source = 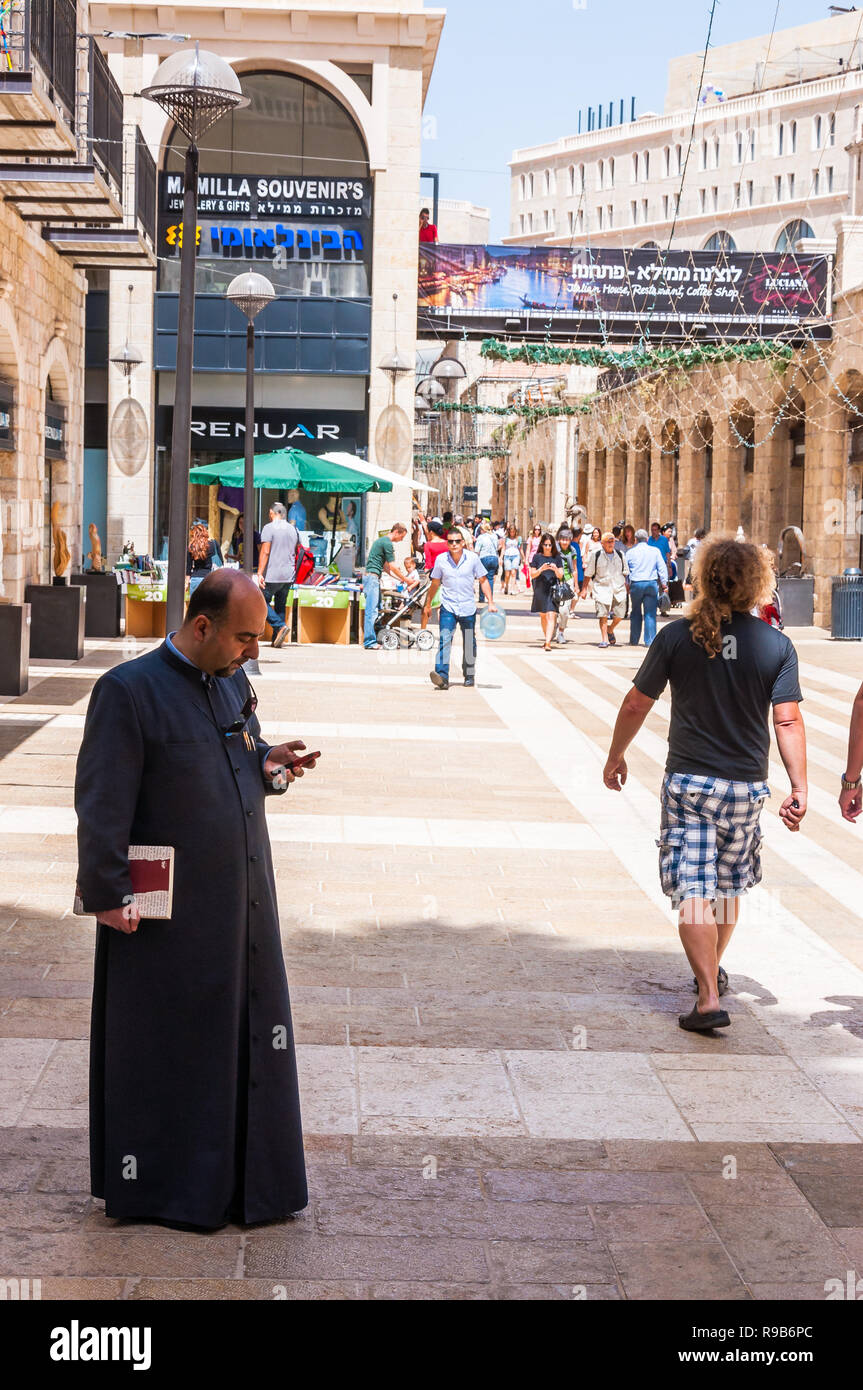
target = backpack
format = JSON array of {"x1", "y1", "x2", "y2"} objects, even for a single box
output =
[{"x1": 293, "y1": 543, "x2": 315, "y2": 585}]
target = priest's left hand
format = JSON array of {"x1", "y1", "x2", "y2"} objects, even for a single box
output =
[{"x1": 264, "y1": 740, "x2": 318, "y2": 786}]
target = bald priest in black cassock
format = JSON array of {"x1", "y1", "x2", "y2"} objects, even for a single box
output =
[{"x1": 75, "y1": 571, "x2": 312, "y2": 1230}]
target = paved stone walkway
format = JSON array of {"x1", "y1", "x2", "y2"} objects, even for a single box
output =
[{"x1": 1, "y1": 598, "x2": 862, "y2": 1299}]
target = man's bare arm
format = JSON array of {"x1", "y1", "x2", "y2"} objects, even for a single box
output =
[
  {"x1": 773, "y1": 701, "x2": 807, "y2": 831},
  {"x1": 603, "y1": 688, "x2": 656, "y2": 790},
  {"x1": 840, "y1": 681, "x2": 863, "y2": 822}
]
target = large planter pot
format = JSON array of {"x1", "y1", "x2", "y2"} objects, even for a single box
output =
[
  {"x1": 23, "y1": 583, "x2": 85, "y2": 660},
  {"x1": 0, "y1": 603, "x2": 30, "y2": 695},
  {"x1": 70, "y1": 572, "x2": 121, "y2": 638}
]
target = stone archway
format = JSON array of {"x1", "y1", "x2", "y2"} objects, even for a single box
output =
[
  {"x1": 692, "y1": 412, "x2": 714, "y2": 535},
  {"x1": 660, "y1": 419, "x2": 680, "y2": 524},
  {"x1": 628, "y1": 426, "x2": 651, "y2": 529},
  {"x1": 0, "y1": 300, "x2": 22, "y2": 597},
  {"x1": 729, "y1": 398, "x2": 755, "y2": 537},
  {"x1": 40, "y1": 336, "x2": 76, "y2": 584},
  {"x1": 839, "y1": 369, "x2": 863, "y2": 570}
]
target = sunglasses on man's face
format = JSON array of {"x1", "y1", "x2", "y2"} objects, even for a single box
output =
[
  {"x1": 222, "y1": 682, "x2": 258, "y2": 736},
  {"x1": 448, "y1": 538, "x2": 464, "y2": 546}
]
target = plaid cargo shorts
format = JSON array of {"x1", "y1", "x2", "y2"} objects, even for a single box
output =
[{"x1": 657, "y1": 772, "x2": 770, "y2": 908}]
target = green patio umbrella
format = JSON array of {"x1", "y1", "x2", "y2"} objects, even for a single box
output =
[
  {"x1": 188, "y1": 447, "x2": 392, "y2": 493},
  {"x1": 189, "y1": 447, "x2": 392, "y2": 567}
]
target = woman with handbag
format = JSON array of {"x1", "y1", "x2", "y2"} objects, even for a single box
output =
[
  {"x1": 529, "y1": 532, "x2": 564, "y2": 650},
  {"x1": 585, "y1": 531, "x2": 628, "y2": 647}
]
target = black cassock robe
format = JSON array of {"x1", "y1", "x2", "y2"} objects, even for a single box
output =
[{"x1": 75, "y1": 641, "x2": 307, "y2": 1228}]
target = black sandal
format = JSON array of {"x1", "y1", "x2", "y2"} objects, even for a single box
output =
[
  {"x1": 679, "y1": 1006, "x2": 731, "y2": 1032},
  {"x1": 691, "y1": 966, "x2": 728, "y2": 996}
]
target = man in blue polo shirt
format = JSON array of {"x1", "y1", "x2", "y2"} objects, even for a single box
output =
[
  {"x1": 421, "y1": 530, "x2": 497, "y2": 689},
  {"x1": 627, "y1": 527, "x2": 669, "y2": 646}
]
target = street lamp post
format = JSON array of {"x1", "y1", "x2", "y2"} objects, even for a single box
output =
[
  {"x1": 224, "y1": 273, "x2": 275, "y2": 578},
  {"x1": 142, "y1": 46, "x2": 248, "y2": 631}
]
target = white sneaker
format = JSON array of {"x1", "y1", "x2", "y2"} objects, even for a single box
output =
[{"x1": 556, "y1": 632, "x2": 566, "y2": 644}]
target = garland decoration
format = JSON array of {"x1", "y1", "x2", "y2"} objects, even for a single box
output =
[
  {"x1": 429, "y1": 401, "x2": 593, "y2": 418},
  {"x1": 414, "y1": 448, "x2": 511, "y2": 463},
  {"x1": 478, "y1": 338, "x2": 795, "y2": 371}
]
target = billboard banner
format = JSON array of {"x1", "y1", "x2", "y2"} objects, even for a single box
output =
[{"x1": 418, "y1": 244, "x2": 832, "y2": 342}]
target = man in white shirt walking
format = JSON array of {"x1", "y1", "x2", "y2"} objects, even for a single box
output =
[
  {"x1": 421, "y1": 530, "x2": 496, "y2": 689},
  {"x1": 256, "y1": 502, "x2": 299, "y2": 649}
]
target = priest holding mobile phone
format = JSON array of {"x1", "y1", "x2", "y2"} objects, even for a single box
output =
[{"x1": 75, "y1": 570, "x2": 316, "y2": 1231}]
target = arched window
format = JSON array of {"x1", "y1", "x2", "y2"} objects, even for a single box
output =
[
  {"x1": 700, "y1": 138, "x2": 708, "y2": 170},
  {"x1": 519, "y1": 174, "x2": 525, "y2": 200},
  {"x1": 713, "y1": 135, "x2": 720, "y2": 167},
  {"x1": 663, "y1": 145, "x2": 670, "y2": 177},
  {"x1": 640, "y1": 240, "x2": 659, "y2": 249},
  {"x1": 643, "y1": 150, "x2": 649, "y2": 181},
  {"x1": 543, "y1": 168, "x2": 550, "y2": 195},
  {"x1": 568, "y1": 164, "x2": 575, "y2": 194},
  {"x1": 597, "y1": 158, "x2": 604, "y2": 190},
  {"x1": 608, "y1": 157, "x2": 615, "y2": 187},
  {"x1": 789, "y1": 120, "x2": 797, "y2": 153},
  {"x1": 813, "y1": 114, "x2": 822, "y2": 149},
  {"x1": 777, "y1": 122, "x2": 784, "y2": 156},
  {"x1": 528, "y1": 172, "x2": 534, "y2": 198},
  {"x1": 703, "y1": 229, "x2": 737, "y2": 251},
  {"x1": 775, "y1": 219, "x2": 815, "y2": 251},
  {"x1": 578, "y1": 163, "x2": 585, "y2": 191},
  {"x1": 675, "y1": 144, "x2": 682, "y2": 174},
  {"x1": 632, "y1": 152, "x2": 639, "y2": 183},
  {"x1": 735, "y1": 131, "x2": 743, "y2": 163},
  {"x1": 161, "y1": 69, "x2": 369, "y2": 295}
]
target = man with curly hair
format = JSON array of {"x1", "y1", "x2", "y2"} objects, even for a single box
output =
[{"x1": 602, "y1": 538, "x2": 808, "y2": 1034}]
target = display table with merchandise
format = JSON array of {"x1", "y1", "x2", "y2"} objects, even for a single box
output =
[
  {"x1": 122, "y1": 576, "x2": 168, "y2": 638},
  {"x1": 295, "y1": 583, "x2": 361, "y2": 645}
]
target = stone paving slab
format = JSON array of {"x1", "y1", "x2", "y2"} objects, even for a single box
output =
[{"x1": 1, "y1": 614, "x2": 862, "y2": 1299}]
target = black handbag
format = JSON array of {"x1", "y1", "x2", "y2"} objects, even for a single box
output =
[{"x1": 552, "y1": 579, "x2": 574, "y2": 606}]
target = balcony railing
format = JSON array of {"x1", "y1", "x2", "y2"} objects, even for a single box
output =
[
  {"x1": 30, "y1": 0, "x2": 77, "y2": 122},
  {"x1": 89, "y1": 37, "x2": 123, "y2": 189},
  {"x1": 133, "y1": 126, "x2": 156, "y2": 242}
]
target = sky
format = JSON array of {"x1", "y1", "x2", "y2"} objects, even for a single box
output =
[{"x1": 421, "y1": 0, "x2": 832, "y2": 239}]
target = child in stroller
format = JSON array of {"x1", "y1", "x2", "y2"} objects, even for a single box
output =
[{"x1": 375, "y1": 571, "x2": 436, "y2": 651}]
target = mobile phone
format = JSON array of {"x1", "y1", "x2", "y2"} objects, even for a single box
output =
[{"x1": 290, "y1": 750, "x2": 321, "y2": 769}]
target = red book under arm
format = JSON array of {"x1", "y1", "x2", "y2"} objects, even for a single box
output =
[{"x1": 74, "y1": 846, "x2": 175, "y2": 920}]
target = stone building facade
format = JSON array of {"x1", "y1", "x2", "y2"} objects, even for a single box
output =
[
  {"x1": 94, "y1": 0, "x2": 444, "y2": 560},
  {"x1": 505, "y1": 10, "x2": 863, "y2": 256},
  {"x1": 566, "y1": 279, "x2": 863, "y2": 627},
  {"x1": 0, "y1": 200, "x2": 86, "y2": 600}
]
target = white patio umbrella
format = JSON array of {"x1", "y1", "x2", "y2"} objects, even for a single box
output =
[{"x1": 319, "y1": 452, "x2": 439, "y2": 494}]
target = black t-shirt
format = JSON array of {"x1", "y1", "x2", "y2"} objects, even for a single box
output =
[{"x1": 633, "y1": 613, "x2": 802, "y2": 781}]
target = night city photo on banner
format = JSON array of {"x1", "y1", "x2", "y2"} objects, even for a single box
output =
[{"x1": 418, "y1": 243, "x2": 832, "y2": 342}]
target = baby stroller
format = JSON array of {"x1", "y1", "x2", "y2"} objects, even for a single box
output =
[{"x1": 375, "y1": 575, "x2": 436, "y2": 651}]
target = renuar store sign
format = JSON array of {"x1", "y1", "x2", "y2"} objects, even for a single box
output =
[{"x1": 155, "y1": 406, "x2": 365, "y2": 454}]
